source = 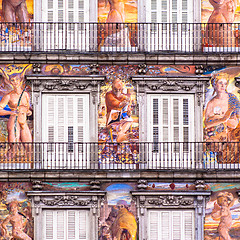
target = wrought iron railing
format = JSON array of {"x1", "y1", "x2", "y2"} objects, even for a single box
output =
[
  {"x1": 0, "y1": 22, "x2": 240, "y2": 53},
  {"x1": 0, "y1": 142, "x2": 239, "y2": 170}
]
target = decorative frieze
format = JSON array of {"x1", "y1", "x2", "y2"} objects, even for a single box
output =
[
  {"x1": 40, "y1": 196, "x2": 91, "y2": 206},
  {"x1": 148, "y1": 195, "x2": 194, "y2": 206}
]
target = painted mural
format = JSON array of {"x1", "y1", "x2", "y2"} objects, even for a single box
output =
[
  {"x1": 0, "y1": 64, "x2": 33, "y2": 162},
  {"x1": 0, "y1": 0, "x2": 33, "y2": 50},
  {"x1": 98, "y1": 76, "x2": 139, "y2": 164},
  {"x1": 99, "y1": 183, "x2": 137, "y2": 240},
  {"x1": 203, "y1": 67, "x2": 240, "y2": 164},
  {"x1": 205, "y1": 183, "x2": 240, "y2": 240},
  {"x1": 147, "y1": 182, "x2": 196, "y2": 191},
  {"x1": 98, "y1": 0, "x2": 138, "y2": 50},
  {"x1": 201, "y1": 0, "x2": 240, "y2": 47},
  {"x1": 0, "y1": 182, "x2": 33, "y2": 240},
  {"x1": 41, "y1": 182, "x2": 90, "y2": 191}
]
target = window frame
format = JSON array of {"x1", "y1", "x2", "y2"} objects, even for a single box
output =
[
  {"x1": 132, "y1": 75, "x2": 210, "y2": 143},
  {"x1": 132, "y1": 190, "x2": 211, "y2": 240},
  {"x1": 26, "y1": 75, "x2": 105, "y2": 143},
  {"x1": 27, "y1": 191, "x2": 105, "y2": 240}
]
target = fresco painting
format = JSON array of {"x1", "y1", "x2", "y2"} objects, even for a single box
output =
[
  {"x1": 0, "y1": 182, "x2": 33, "y2": 240},
  {"x1": 98, "y1": 0, "x2": 138, "y2": 50},
  {"x1": 147, "y1": 182, "x2": 196, "y2": 191},
  {"x1": 205, "y1": 183, "x2": 240, "y2": 240},
  {"x1": 98, "y1": 77, "x2": 139, "y2": 164},
  {"x1": 201, "y1": 0, "x2": 240, "y2": 47},
  {"x1": 0, "y1": 0, "x2": 33, "y2": 50},
  {"x1": 41, "y1": 182, "x2": 91, "y2": 191},
  {"x1": 0, "y1": 64, "x2": 33, "y2": 162},
  {"x1": 99, "y1": 183, "x2": 137, "y2": 240},
  {"x1": 203, "y1": 67, "x2": 240, "y2": 164}
]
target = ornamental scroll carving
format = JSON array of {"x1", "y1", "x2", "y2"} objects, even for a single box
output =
[
  {"x1": 26, "y1": 76, "x2": 105, "y2": 93},
  {"x1": 148, "y1": 196, "x2": 194, "y2": 207},
  {"x1": 40, "y1": 196, "x2": 91, "y2": 206}
]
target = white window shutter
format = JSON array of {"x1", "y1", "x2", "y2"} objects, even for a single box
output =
[
  {"x1": 79, "y1": 210, "x2": 88, "y2": 239},
  {"x1": 42, "y1": 0, "x2": 87, "y2": 22},
  {"x1": 149, "y1": 211, "x2": 159, "y2": 240},
  {"x1": 148, "y1": 210, "x2": 194, "y2": 240},
  {"x1": 172, "y1": 211, "x2": 181, "y2": 240},
  {"x1": 183, "y1": 211, "x2": 194, "y2": 240},
  {"x1": 45, "y1": 210, "x2": 54, "y2": 239},
  {"x1": 161, "y1": 211, "x2": 170, "y2": 240},
  {"x1": 57, "y1": 211, "x2": 65, "y2": 239},
  {"x1": 146, "y1": 0, "x2": 193, "y2": 23},
  {"x1": 68, "y1": 210, "x2": 76, "y2": 239}
]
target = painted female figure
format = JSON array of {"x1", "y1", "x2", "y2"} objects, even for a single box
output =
[{"x1": 204, "y1": 72, "x2": 240, "y2": 142}]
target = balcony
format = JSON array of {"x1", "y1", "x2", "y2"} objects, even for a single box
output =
[
  {"x1": 0, "y1": 142, "x2": 239, "y2": 170},
  {"x1": 0, "y1": 22, "x2": 240, "y2": 54}
]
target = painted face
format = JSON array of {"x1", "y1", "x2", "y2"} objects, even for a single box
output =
[
  {"x1": 215, "y1": 78, "x2": 228, "y2": 93},
  {"x1": 10, "y1": 75, "x2": 22, "y2": 88},
  {"x1": 10, "y1": 204, "x2": 18, "y2": 214},
  {"x1": 112, "y1": 82, "x2": 123, "y2": 98}
]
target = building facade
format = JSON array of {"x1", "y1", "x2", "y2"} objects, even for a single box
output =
[{"x1": 0, "y1": 0, "x2": 240, "y2": 239}]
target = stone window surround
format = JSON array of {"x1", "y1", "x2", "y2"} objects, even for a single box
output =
[
  {"x1": 131, "y1": 75, "x2": 210, "y2": 142},
  {"x1": 132, "y1": 190, "x2": 211, "y2": 240},
  {"x1": 26, "y1": 75, "x2": 105, "y2": 142},
  {"x1": 27, "y1": 191, "x2": 105, "y2": 240}
]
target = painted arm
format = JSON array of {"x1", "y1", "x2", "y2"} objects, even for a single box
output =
[
  {"x1": 0, "y1": 94, "x2": 16, "y2": 116},
  {"x1": 1, "y1": 216, "x2": 10, "y2": 237}
]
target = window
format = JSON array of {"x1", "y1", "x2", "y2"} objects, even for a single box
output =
[
  {"x1": 146, "y1": 0, "x2": 194, "y2": 51},
  {"x1": 42, "y1": 0, "x2": 88, "y2": 22},
  {"x1": 41, "y1": 0, "x2": 90, "y2": 50},
  {"x1": 148, "y1": 209, "x2": 195, "y2": 240},
  {"x1": 147, "y1": 94, "x2": 195, "y2": 168},
  {"x1": 43, "y1": 209, "x2": 89, "y2": 240},
  {"x1": 42, "y1": 94, "x2": 89, "y2": 168},
  {"x1": 146, "y1": 0, "x2": 193, "y2": 23},
  {"x1": 148, "y1": 94, "x2": 194, "y2": 144}
]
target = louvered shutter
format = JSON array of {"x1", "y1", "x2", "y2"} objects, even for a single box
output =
[
  {"x1": 161, "y1": 211, "x2": 170, "y2": 240},
  {"x1": 43, "y1": 210, "x2": 89, "y2": 240},
  {"x1": 42, "y1": 0, "x2": 87, "y2": 22},
  {"x1": 146, "y1": 0, "x2": 193, "y2": 23},
  {"x1": 148, "y1": 210, "x2": 194, "y2": 240},
  {"x1": 149, "y1": 95, "x2": 194, "y2": 143},
  {"x1": 42, "y1": 94, "x2": 89, "y2": 143}
]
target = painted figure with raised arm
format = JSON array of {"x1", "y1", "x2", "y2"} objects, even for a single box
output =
[
  {"x1": 211, "y1": 192, "x2": 234, "y2": 240},
  {"x1": 1, "y1": 200, "x2": 32, "y2": 240},
  {"x1": 0, "y1": 66, "x2": 32, "y2": 157}
]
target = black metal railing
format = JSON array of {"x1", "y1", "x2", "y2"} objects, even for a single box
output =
[
  {"x1": 0, "y1": 142, "x2": 239, "y2": 170},
  {"x1": 0, "y1": 22, "x2": 240, "y2": 53}
]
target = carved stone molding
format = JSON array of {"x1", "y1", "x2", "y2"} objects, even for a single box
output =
[
  {"x1": 137, "y1": 64, "x2": 147, "y2": 74},
  {"x1": 132, "y1": 76, "x2": 210, "y2": 93},
  {"x1": 195, "y1": 180, "x2": 206, "y2": 191},
  {"x1": 27, "y1": 191, "x2": 106, "y2": 208},
  {"x1": 32, "y1": 63, "x2": 41, "y2": 74},
  {"x1": 41, "y1": 196, "x2": 91, "y2": 206},
  {"x1": 137, "y1": 179, "x2": 148, "y2": 190},
  {"x1": 89, "y1": 64, "x2": 99, "y2": 74},
  {"x1": 195, "y1": 65, "x2": 204, "y2": 75},
  {"x1": 26, "y1": 75, "x2": 105, "y2": 93},
  {"x1": 90, "y1": 180, "x2": 101, "y2": 190},
  {"x1": 148, "y1": 196, "x2": 194, "y2": 207},
  {"x1": 132, "y1": 191, "x2": 211, "y2": 210}
]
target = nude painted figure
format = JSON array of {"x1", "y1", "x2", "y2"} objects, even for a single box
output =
[
  {"x1": 0, "y1": 66, "x2": 32, "y2": 158},
  {"x1": 2, "y1": 0, "x2": 30, "y2": 23},
  {"x1": 205, "y1": 0, "x2": 237, "y2": 46},
  {"x1": 1, "y1": 200, "x2": 32, "y2": 240},
  {"x1": 211, "y1": 192, "x2": 234, "y2": 240}
]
